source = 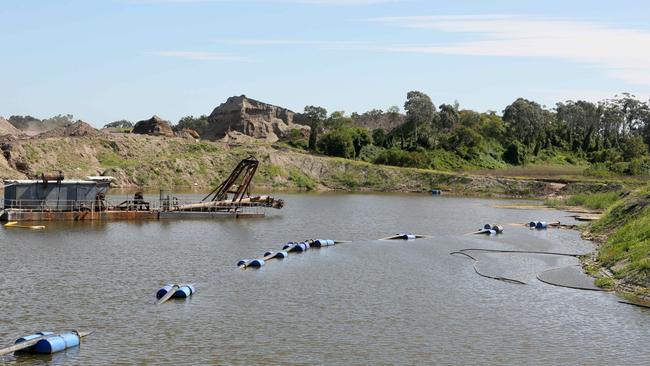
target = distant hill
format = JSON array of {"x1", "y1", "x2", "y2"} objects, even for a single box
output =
[
  {"x1": 0, "y1": 117, "x2": 22, "y2": 136},
  {"x1": 205, "y1": 95, "x2": 310, "y2": 142},
  {"x1": 8, "y1": 114, "x2": 75, "y2": 135}
]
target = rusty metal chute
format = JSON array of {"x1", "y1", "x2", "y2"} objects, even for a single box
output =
[
  {"x1": 202, "y1": 156, "x2": 259, "y2": 203},
  {"x1": 171, "y1": 156, "x2": 284, "y2": 212}
]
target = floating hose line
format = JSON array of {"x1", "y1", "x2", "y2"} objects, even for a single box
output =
[
  {"x1": 450, "y1": 251, "x2": 526, "y2": 285},
  {"x1": 456, "y1": 248, "x2": 585, "y2": 257},
  {"x1": 618, "y1": 300, "x2": 650, "y2": 309},
  {"x1": 450, "y1": 249, "x2": 589, "y2": 286},
  {"x1": 536, "y1": 266, "x2": 603, "y2": 291}
]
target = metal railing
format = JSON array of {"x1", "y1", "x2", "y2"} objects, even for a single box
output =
[
  {"x1": 2, "y1": 197, "x2": 267, "y2": 215},
  {"x1": 3, "y1": 199, "x2": 103, "y2": 213}
]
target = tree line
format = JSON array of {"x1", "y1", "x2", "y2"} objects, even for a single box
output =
[
  {"x1": 296, "y1": 91, "x2": 650, "y2": 176},
  {"x1": 9, "y1": 91, "x2": 650, "y2": 177}
]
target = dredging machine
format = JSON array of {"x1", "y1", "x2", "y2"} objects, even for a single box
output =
[{"x1": 0, "y1": 156, "x2": 284, "y2": 222}]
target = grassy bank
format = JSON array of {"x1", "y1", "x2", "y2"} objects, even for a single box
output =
[
  {"x1": 0, "y1": 134, "x2": 628, "y2": 199},
  {"x1": 544, "y1": 191, "x2": 622, "y2": 211},
  {"x1": 585, "y1": 185, "x2": 650, "y2": 299}
]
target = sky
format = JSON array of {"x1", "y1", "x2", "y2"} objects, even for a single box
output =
[{"x1": 1, "y1": 0, "x2": 650, "y2": 126}]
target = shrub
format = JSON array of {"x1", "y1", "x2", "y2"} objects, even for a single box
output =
[
  {"x1": 502, "y1": 141, "x2": 526, "y2": 165},
  {"x1": 628, "y1": 157, "x2": 650, "y2": 176},
  {"x1": 288, "y1": 169, "x2": 316, "y2": 190},
  {"x1": 358, "y1": 145, "x2": 384, "y2": 163},
  {"x1": 595, "y1": 277, "x2": 615, "y2": 289},
  {"x1": 288, "y1": 139, "x2": 308, "y2": 150},
  {"x1": 621, "y1": 135, "x2": 649, "y2": 161},
  {"x1": 318, "y1": 129, "x2": 355, "y2": 158},
  {"x1": 445, "y1": 125, "x2": 484, "y2": 160},
  {"x1": 584, "y1": 163, "x2": 613, "y2": 178},
  {"x1": 374, "y1": 148, "x2": 430, "y2": 169},
  {"x1": 590, "y1": 148, "x2": 622, "y2": 164}
]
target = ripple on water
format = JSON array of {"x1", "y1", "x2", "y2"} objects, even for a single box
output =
[{"x1": 0, "y1": 194, "x2": 648, "y2": 365}]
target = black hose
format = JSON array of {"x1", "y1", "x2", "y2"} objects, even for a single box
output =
[
  {"x1": 450, "y1": 248, "x2": 588, "y2": 285},
  {"x1": 536, "y1": 266, "x2": 603, "y2": 291},
  {"x1": 451, "y1": 251, "x2": 526, "y2": 285},
  {"x1": 619, "y1": 300, "x2": 650, "y2": 309},
  {"x1": 456, "y1": 248, "x2": 585, "y2": 257}
]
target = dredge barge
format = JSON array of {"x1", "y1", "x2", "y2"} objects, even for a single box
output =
[{"x1": 0, "y1": 156, "x2": 284, "y2": 222}]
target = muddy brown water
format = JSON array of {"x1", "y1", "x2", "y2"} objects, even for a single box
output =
[{"x1": 1, "y1": 193, "x2": 649, "y2": 365}]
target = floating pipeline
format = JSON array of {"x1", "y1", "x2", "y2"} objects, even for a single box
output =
[
  {"x1": 528, "y1": 221, "x2": 548, "y2": 230},
  {"x1": 13, "y1": 332, "x2": 54, "y2": 353},
  {"x1": 237, "y1": 258, "x2": 265, "y2": 268},
  {"x1": 312, "y1": 239, "x2": 335, "y2": 248},
  {"x1": 34, "y1": 333, "x2": 80, "y2": 354},
  {"x1": 1, "y1": 331, "x2": 93, "y2": 356},
  {"x1": 379, "y1": 233, "x2": 430, "y2": 240},
  {"x1": 288, "y1": 242, "x2": 308, "y2": 253},
  {"x1": 156, "y1": 284, "x2": 196, "y2": 300},
  {"x1": 264, "y1": 251, "x2": 289, "y2": 259},
  {"x1": 476, "y1": 224, "x2": 504, "y2": 235},
  {"x1": 173, "y1": 284, "x2": 196, "y2": 298},
  {"x1": 246, "y1": 259, "x2": 265, "y2": 268},
  {"x1": 156, "y1": 284, "x2": 176, "y2": 299},
  {"x1": 238, "y1": 239, "x2": 341, "y2": 270}
]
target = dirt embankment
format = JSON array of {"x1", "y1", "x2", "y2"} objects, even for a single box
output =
[
  {"x1": 0, "y1": 133, "x2": 621, "y2": 197},
  {"x1": 582, "y1": 186, "x2": 650, "y2": 302}
]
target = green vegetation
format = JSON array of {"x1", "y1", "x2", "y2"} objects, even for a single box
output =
[
  {"x1": 264, "y1": 164, "x2": 287, "y2": 178},
  {"x1": 288, "y1": 169, "x2": 316, "y2": 190},
  {"x1": 176, "y1": 115, "x2": 210, "y2": 136},
  {"x1": 545, "y1": 191, "x2": 621, "y2": 211},
  {"x1": 8, "y1": 114, "x2": 74, "y2": 132},
  {"x1": 282, "y1": 92, "x2": 650, "y2": 179},
  {"x1": 594, "y1": 277, "x2": 616, "y2": 289},
  {"x1": 590, "y1": 185, "x2": 650, "y2": 289},
  {"x1": 103, "y1": 120, "x2": 133, "y2": 129},
  {"x1": 565, "y1": 192, "x2": 621, "y2": 210},
  {"x1": 98, "y1": 151, "x2": 138, "y2": 169}
]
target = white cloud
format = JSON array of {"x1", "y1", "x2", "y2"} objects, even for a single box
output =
[
  {"x1": 365, "y1": 15, "x2": 650, "y2": 85},
  {"x1": 224, "y1": 39, "x2": 368, "y2": 49},
  {"x1": 148, "y1": 50, "x2": 245, "y2": 61}
]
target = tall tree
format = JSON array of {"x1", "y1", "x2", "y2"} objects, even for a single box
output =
[
  {"x1": 103, "y1": 120, "x2": 133, "y2": 129},
  {"x1": 304, "y1": 106, "x2": 327, "y2": 150},
  {"x1": 556, "y1": 100, "x2": 602, "y2": 151},
  {"x1": 437, "y1": 103, "x2": 460, "y2": 130},
  {"x1": 404, "y1": 91, "x2": 435, "y2": 146},
  {"x1": 503, "y1": 98, "x2": 549, "y2": 153}
]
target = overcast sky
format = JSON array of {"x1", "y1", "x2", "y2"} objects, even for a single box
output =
[{"x1": 1, "y1": 0, "x2": 649, "y2": 126}]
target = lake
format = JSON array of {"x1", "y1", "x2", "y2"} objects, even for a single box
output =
[{"x1": 1, "y1": 193, "x2": 648, "y2": 365}]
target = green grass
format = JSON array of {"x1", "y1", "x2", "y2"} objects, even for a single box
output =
[
  {"x1": 595, "y1": 277, "x2": 615, "y2": 289},
  {"x1": 98, "y1": 151, "x2": 139, "y2": 168},
  {"x1": 264, "y1": 164, "x2": 287, "y2": 178},
  {"x1": 590, "y1": 185, "x2": 650, "y2": 288},
  {"x1": 333, "y1": 171, "x2": 363, "y2": 189},
  {"x1": 288, "y1": 169, "x2": 316, "y2": 191},
  {"x1": 470, "y1": 164, "x2": 587, "y2": 179},
  {"x1": 565, "y1": 191, "x2": 621, "y2": 210},
  {"x1": 544, "y1": 191, "x2": 621, "y2": 211}
]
